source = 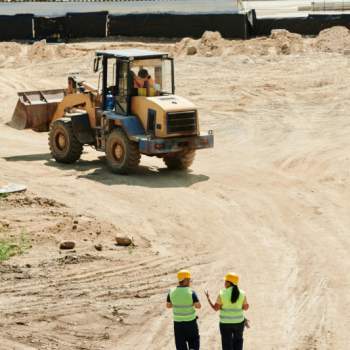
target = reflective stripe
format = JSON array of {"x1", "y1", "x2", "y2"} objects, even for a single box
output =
[
  {"x1": 173, "y1": 304, "x2": 193, "y2": 308},
  {"x1": 173, "y1": 311, "x2": 196, "y2": 316},
  {"x1": 221, "y1": 308, "x2": 242, "y2": 312}
]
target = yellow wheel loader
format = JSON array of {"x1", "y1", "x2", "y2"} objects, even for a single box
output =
[{"x1": 10, "y1": 49, "x2": 214, "y2": 174}]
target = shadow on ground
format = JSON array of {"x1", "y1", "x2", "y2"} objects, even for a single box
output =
[
  {"x1": 3, "y1": 153, "x2": 209, "y2": 189},
  {"x1": 3, "y1": 153, "x2": 51, "y2": 162}
]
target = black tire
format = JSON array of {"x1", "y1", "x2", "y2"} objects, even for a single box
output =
[
  {"x1": 49, "y1": 118, "x2": 83, "y2": 164},
  {"x1": 163, "y1": 150, "x2": 196, "y2": 170},
  {"x1": 105, "y1": 129, "x2": 141, "y2": 174}
]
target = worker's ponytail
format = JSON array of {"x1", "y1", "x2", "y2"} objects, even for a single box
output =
[{"x1": 229, "y1": 283, "x2": 240, "y2": 304}]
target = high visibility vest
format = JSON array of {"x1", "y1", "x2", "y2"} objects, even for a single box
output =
[
  {"x1": 219, "y1": 287, "x2": 245, "y2": 324},
  {"x1": 169, "y1": 287, "x2": 196, "y2": 322}
]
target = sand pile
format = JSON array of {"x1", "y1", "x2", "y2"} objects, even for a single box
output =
[
  {"x1": 175, "y1": 31, "x2": 225, "y2": 57},
  {"x1": 0, "y1": 40, "x2": 81, "y2": 68},
  {"x1": 313, "y1": 26, "x2": 350, "y2": 53},
  {"x1": 268, "y1": 29, "x2": 304, "y2": 55},
  {"x1": 175, "y1": 29, "x2": 305, "y2": 57},
  {"x1": 27, "y1": 40, "x2": 56, "y2": 60},
  {"x1": 176, "y1": 26, "x2": 350, "y2": 57},
  {"x1": 0, "y1": 42, "x2": 23, "y2": 67},
  {"x1": 197, "y1": 31, "x2": 225, "y2": 56},
  {"x1": 28, "y1": 40, "x2": 80, "y2": 61}
]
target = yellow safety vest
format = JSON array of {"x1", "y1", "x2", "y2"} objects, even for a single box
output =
[
  {"x1": 169, "y1": 287, "x2": 196, "y2": 322},
  {"x1": 219, "y1": 287, "x2": 245, "y2": 324}
]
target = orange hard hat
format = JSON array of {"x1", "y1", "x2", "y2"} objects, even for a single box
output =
[
  {"x1": 177, "y1": 270, "x2": 191, "y2": 281},
  {"x1": 224, "y1": 272, "x2": 239, "y2": 285}
]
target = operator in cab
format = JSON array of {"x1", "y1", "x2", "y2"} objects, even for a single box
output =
[
  {"x1": 132, "y1": 68, "x2": 156, "y2": 96},
  {"x1": 167, "y1": 270, "x2": 201, "y2": 350}
]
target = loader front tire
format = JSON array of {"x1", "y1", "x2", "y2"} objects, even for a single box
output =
[
  {"x1": 106, "y1": 129, "x2": 141, "y2": 174},
  {"x1": 163, "y1": 150, "x2": 196, "y2": 170},
  {"x1": 49, "y1": 119, "x2": 83, "y2": 164}
]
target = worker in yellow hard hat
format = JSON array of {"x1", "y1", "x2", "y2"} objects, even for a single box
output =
[
  {"x1": 205, "y1": 272, "x2": 249, "y2": 350},
  {"x1": 167, "y1": 270, "x2": 201, "y2": 350}
]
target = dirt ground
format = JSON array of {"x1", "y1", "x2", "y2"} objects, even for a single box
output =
[{"x1": 0, "y1": 28, "x2": 350, "y2": 349}]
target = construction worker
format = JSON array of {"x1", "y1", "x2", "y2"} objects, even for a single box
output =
[
  {"x1": 205, "y1": 272, "x2": 249, "y2": 350},
  {"x1": 137, "y1": 68, "x2": 155, "y2": 89},
  {"x1": 167, "y1": 270, "x2": 201, "y2": 350}
]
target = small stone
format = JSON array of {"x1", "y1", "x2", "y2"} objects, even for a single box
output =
[
  {"x1": 115, "y1": 237, "x2": 133, "y2": 246},
  {"x1": 73, "y1": 220, "x2": 78, "y2": 225},
  {"x1": 186, "y1": 46, "x2": 197, "y2": 55},
  {"x1": 59, "y1": 241, "x2": 76, "y2": 250},
  {"x1": 94, "y1": 244, "x2": 103, "y2": 251},
  {"x1": 0, "y1": 220, "x2": 10, "y2": 228},
  {"x1": 25, "y1": 264, "x2": 32, "y2": 268},
  {"x1": 72, "y1": 225, "x2": 77, "y2": 230}
]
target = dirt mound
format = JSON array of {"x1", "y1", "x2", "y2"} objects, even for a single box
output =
[
  {"x1": 175, "y1": 31, "x2": 225, "y2": 57},
  {"x1": 0, "y1": 40, "x2": 81, "y2": 68},
  {"x1": 269, "y1": 29, "x2": 304, "y2": 54},
  {"x1": 28, "y1": 40, "x2": 80, "y2": 61},
  {"x1": 175, "y1": 27, "x2": 350, "y2": 58},
  {"x1": 175, "y1": 29, "x2": 305, "y2": 57},
  {"x1": 313, "y1": 26, "x2": 350, "y2": 53},
  {"x1": 0, "y1": 42, "x2": 23, "y2": 67},
  {"x1": 197, "y1": 31, "x2": 225, "y2": 57}
]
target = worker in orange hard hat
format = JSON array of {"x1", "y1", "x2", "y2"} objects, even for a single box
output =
[
  {"x1": 167, "y1": 270, "x2": 201, "y2": 350},
  {"x1": 205, "y1": 272, "x2": 249, "y2": 350}
]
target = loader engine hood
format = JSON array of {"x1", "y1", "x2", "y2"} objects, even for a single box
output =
[
  {"x1": 131, "y1": 95, "x2": 199, "y2": 138},
  {"x1": 146, "y1": 95, "x2": 196, "y2": 111}
]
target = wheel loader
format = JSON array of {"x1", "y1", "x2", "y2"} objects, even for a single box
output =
[{"x1": 10, "y1": 49, "x2": 214, "y2": 174}]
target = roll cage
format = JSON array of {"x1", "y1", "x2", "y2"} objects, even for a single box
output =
[{"x1": 94, "y1": 49, "x2": 175, "y2": 116}]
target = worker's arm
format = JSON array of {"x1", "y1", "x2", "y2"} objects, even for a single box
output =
[
  {"x1": 166, "y1": 293, "x2": 172, "y2": 308},
  {"x1": 243, "y1": 296, "x2": 249, "y2": 311},
  {"x1": 194, "y1": 302, "x2": 201, "y2": 309},
  {"x1": 192, "y1": 291, "x2": 201, "y2": 309},
  {"x1": 205, "y1": 290, "x2": 221, "y2": 312}
]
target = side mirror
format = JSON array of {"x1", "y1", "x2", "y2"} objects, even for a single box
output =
[{"x1": 93, "y1": 57, "x2": 101, "y2": 73}]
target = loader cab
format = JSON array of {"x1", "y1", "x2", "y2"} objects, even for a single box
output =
[{"x1": 94, "y1": 49, "x2": 175, "y2": 116}]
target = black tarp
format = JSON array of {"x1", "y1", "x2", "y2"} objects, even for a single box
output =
[
  {"x1": 255, "y1": 14, "x2": 350, "y2": 36},
  {"x1": 0, "y1": 14, "x2": 33, "y2": 41},
  {"x1": 307, "y1": 14, "x2": 350, "y2": 34},
  {"x1": 34, "y1": 16, "x2": 66, "y2": 41},
  {"x1": 65, "y1": 11, "x2": 108, "y2": 39},
  {"x1": 108, "y1": 12, "x2": 254, "y2": 39}
]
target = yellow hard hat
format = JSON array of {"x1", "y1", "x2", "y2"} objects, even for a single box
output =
[
  {"x1": 177, "y1": 270, "x2": 191, "y2": 281},
  {"x1": 224, "y1": 272, "x2": 239, "y2": 285}
]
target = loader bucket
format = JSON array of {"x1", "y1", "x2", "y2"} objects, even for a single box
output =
[{"x1": 10, "y1": 89, "x2": 65, "y2": 132}]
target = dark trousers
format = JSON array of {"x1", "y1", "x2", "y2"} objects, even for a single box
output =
[
  {"x1": 174, "y1": 319, "x2": 200, "y2": 350},
  {"x1": 219, "y1": 322, "x2": 244, "y2": 350}
]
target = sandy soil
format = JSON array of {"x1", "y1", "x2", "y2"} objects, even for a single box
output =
[{"x1": 0, "y1": 28, "x2": 350, "y2": 349}]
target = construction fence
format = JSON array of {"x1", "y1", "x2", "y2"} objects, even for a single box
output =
[{"x1": 0, "y1": 10, "x2": 349, "y2": 41}]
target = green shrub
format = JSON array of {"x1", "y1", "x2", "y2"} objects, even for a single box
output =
[{"x1": 0, "y1": 231, "x2": 30, "y2": 262}]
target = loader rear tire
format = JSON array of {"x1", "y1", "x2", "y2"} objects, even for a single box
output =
[
  {"x1": 49, "y1": 119, "x2": 83, "y2": 164},
  {"x1": 106, "y1": 129, "x2": 141, "y2": 174},
  {"x1": 163, "y1": 150, "x2": 196, "y2": 170}
]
